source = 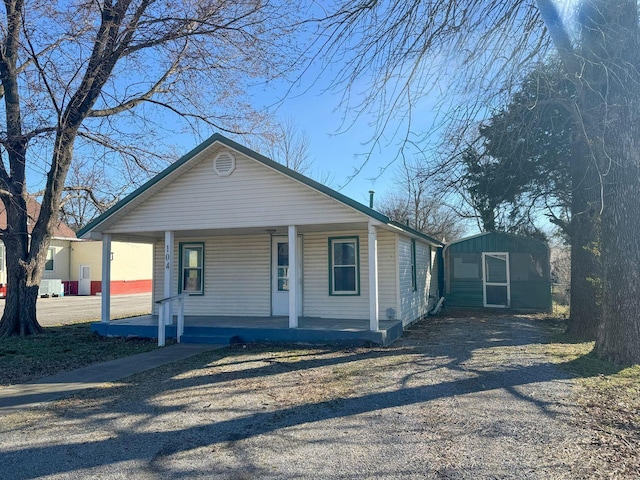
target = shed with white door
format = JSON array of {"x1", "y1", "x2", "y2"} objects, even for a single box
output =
[
  {"x1": 78, "y1": 133, "x2": 443, "y2": 345},
  {"x1": 443, "y1": 232, "x2": 551, "y2": 310}
]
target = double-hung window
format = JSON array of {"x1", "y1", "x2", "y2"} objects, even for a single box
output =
[
  {"x1": 329, "y1": 237, "x2": 359, "y2": 295},
  {"x1": 45, "y1": 247, "x2": 55, "y2": 271},
  {"x1": 180, "y1": 243, "x2": 204, "y2": 295}
]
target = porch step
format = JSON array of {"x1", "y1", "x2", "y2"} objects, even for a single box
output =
[{"x1": 179, "y1": 334, "x2": 234, "y2": 345}]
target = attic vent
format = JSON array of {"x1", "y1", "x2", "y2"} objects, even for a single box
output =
[{"x1": 213, "y1": 151, "x2": 235, "y2": 177}]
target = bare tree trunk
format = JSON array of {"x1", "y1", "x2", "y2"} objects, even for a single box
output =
[
  {"x1": 0, "y1": 195, "x2": 48, "y2": 337},
  {"x1": 596, "y1": 70, "x2": 640, "y2": 364},
  {"x1": 584, "y1": 0, "x2": 640, "y2": 364},
  {"x1": 595, "y1": 97, "x2": 640, "y2": 364},
  {"x1": 566, "y1": 137, "x2": 601, "y2": 339},
  {"x1": 0, "y1": 275, "x2": 42, "y2": 337}
]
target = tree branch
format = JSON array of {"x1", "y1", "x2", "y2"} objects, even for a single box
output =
[{"x1": 88, "y1": 43, "x2": 184, "y2": 117}]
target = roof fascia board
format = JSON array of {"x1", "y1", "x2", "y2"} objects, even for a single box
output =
[{"x1": 384, "y1": 221, "x2": 443, "y2": 247}]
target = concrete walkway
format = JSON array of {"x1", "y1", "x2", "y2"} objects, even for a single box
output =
[{"x1": 0, "y1": 343, "x2": 222, "y2": 411}]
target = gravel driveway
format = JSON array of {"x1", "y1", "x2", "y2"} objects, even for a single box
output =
[{"x1": 0, "y1": 313, "x2": 597, "y2": 479}]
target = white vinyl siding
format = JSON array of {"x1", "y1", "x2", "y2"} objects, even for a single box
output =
[
  {"x1": 150, "y1": 228, "x2": 436, "y2": 324},
  {"x1": 429, "y1": 247, "x2": 440, "y2": 308},
  {"x1": 377, "y1": 229, "x2": 398, "y2": 321},
  {"x1": 398, "y1": 236, "x2": 432, "y2": 326},
  {"x1": 106, "y1": 146, "x2": 366, "y2": 234},
  {"x1": 416, "y1": 242, "x2": 432, "y2": 313},
  {"x1": 303, "y1": 230, "x2": 369, "y2": 320},
  {"x1": 154, "y1": 234, "x2": 271, "y2": 316},
  {"x1": 153, "y1": 243, "x2": 168, "y2": 302}
]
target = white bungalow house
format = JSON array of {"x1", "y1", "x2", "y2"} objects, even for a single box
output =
[{"x1": 78, "y1": 134, "x2": 443, "y2": 345}]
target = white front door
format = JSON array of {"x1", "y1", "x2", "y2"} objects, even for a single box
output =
[
  {"x1": 78, "y1": 265, "x2": 91, "y2": 296},
  {"x1": 482, "y1": 252, "x2": 510, "y2": 307},
  {"x1": 271, "y1": 236, "x2": 302, "y2": 316}
]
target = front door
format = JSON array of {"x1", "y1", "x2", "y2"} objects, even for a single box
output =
[
  {"x1": 271, "y1": 236, "x2": 302, "y2": 316},
  {"x1": 78, "y1": 265, "x2": 91, "y2": 296},
  {"x1": 482, "y1": 252, "x2": 510, "y2": 308}
]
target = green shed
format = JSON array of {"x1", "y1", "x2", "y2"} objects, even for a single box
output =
[{"x1": 443, "y1": 232, "x2": 551, "y2": 311}]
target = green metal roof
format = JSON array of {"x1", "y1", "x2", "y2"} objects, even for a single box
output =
[
  {"x1": 446, "y1": 231, "x2": 548, "y2": 254},
  {"x1": 77, "y1": 133, "x2": 443, "y2": 246}
]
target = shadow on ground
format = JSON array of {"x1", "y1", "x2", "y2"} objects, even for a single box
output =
[{"x1": 0, "y1": 313, "x2": 611, "y2": 479}]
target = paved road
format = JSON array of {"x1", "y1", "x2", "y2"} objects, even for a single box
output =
[{"x1": 0, "y1": 293, "x2": 153, "y2": 326}]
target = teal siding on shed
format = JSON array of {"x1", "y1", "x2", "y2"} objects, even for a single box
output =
[
  {"x1": 446, "y1": 280, "x2": 484, "y2": 308},
  {"x1": 445, "y1": 232, "x2": 551, "y2": 311}
]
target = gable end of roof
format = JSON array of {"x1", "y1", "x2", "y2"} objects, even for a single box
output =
[{"x1": 77, "y1": 133, "x2": 443, "y2": 247}]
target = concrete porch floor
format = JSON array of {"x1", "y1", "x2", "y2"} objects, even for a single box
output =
[{"x1": 92, "y1": 315, "x2": 405, "y2": 346}]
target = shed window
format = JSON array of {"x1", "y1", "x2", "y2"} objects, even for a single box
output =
[
  {"x1": 452, "y1": 253, "x2": 481, "y2": 280},
  {"x1": 329, "y1": 237, "x2": 359, "y2": 295},
  {"x1": 180, "y1": 243, "x2": 204, "y2": 295},
  {"x1": 511, "y1": 253, "x2": 546, "y2": 281},
  {"x1": 45, "y1": 247, "x2": 55, "y2": 271}
]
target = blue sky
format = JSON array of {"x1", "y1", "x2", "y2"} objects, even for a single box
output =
[
  {"x1": 270, "y1": 86, "x2": 399, "y2": 205},
  {"x1": 254, "y1": 71, "x2": 441, "y2": 209}
]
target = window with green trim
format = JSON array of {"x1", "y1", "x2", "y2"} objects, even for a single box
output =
[
  {"x1": 180, "y1": 243, "x2": 204, "y2": 294},
  {"x1": 411, "y1": 239, "x2": 417, "y2": 291},
  {"x1": 45, "y1": 247, "x2": 55, "y2": 271},
  {"x1": 329, "y1": 237, "x2": 359, "y2": 295}
]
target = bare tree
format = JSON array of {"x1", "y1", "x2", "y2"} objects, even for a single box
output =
[
  {"x1": 0, "y1": 1, "x2": 303, "y2": 337},
  {"x1": 314, "y1": 0, "x2": 640, "y2": 362},
  {"x1": 377, "y1": 159, "x2": 467, "y2": 241},
  {"x1": 57, "y1": 158, "x2": 129, "y2": 231},
  {"x1": 245, "y1": 117, "x2": 339, "y2": 186},
  {"x1": 257, "y1": 118, "x2": 313, "y2": 174}
]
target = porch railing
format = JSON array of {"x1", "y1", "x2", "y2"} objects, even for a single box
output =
[{"x1": 155, "y1": 292, "x2": 190, "y2": 346}]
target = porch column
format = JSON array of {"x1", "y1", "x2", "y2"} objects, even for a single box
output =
[
  {"x1": 100, "y1": 234, "x2": 111, "y2": 323},
  {"x1": 368, "y1": 220, "x2": 379, "y2": 331},
  {"x1": 164, "y1": 231, "x2": 174, "y2": 325},
  {"x1": 288, "y1": 225, "x2": 298, "y2": 328}
]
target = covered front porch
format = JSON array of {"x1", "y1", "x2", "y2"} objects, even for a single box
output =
[
  {"x1": 91, "y1": 314, "x2": 404, "y2": 346},
  {"x1": 94, "y1": 219, "x2": 391, "y2": 347}
]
